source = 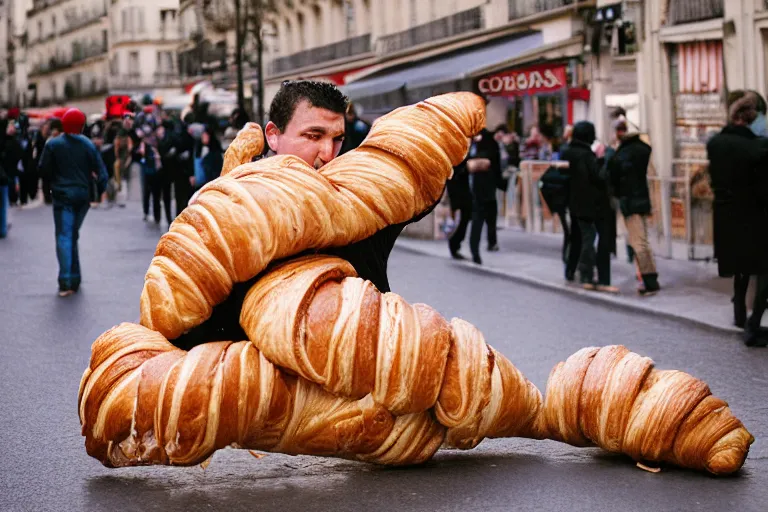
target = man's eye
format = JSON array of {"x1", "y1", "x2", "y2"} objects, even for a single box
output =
[{"x1": 305, "y1": 134, "x2": 321, "y2": 141}]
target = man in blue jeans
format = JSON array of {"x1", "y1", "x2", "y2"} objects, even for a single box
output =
[{"x1": 39, "y1": 108, "x2": 108, "y2": 297}]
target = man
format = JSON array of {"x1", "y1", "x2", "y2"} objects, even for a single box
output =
[
  {"x1": 39, "y1": 108, "x2": 108, "y2": 297},
  {"x1": 175, "y1": 80, "x2": 437, "y2": 348},
  {"x1": 466, "y1": 128, "x2": 502, "y2": 265},
  {"x1": 339, "y1": 103, "x2": 370, "y2": 155},
  {"x1": 561, "y1": 121, "x2": 616, "y2": 292},
  {"x1": 446, "y1": 154, "x2": 472, "y2": 260},
  {"x1": 707, "y1": 92, "x2": 768, "y2": 346},
  {"x1": 607, "y1": 120, "x2": 660, "y2": 295}
]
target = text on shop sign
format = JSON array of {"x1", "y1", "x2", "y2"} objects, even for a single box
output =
[{"x1": 478, "y1": 65, "x2": 567, "y2": 96}]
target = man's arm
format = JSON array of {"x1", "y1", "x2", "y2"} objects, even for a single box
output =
[
  {"x1": 39, "y1": 141, "x2": 54, "y2": 182},
  {"x1": 89, "y1": 142, "x2": 109, "y2": 195}
]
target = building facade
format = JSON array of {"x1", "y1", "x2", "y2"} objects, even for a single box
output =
[
  {"x1": 26, "y1": 0, "x2": 110, "y2": 112},
  {"x1": 108, "y1": 0, "x2": 181, "y2": 96}
]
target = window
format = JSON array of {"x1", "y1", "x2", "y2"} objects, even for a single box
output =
[
  {"x1": 121, "y1": 9, "x2": 127, "y2": 33},
  {"x1": 345, "y1": 0, "x2": 355, "y2": 38},
  {"x1": 52, "y1": 15, "x2": 56, "y2": 34},
  {"x1": 129, "y1": 51, "x2": 140, "y2": 76},
  {"x1": 37, "y1": 21, "x2": 42, "y2": 40},
  {"x1": 138, "y1": 8, "x2": 145, "y2": 33},
  {"x1": 297, "y1": 12, "x2": 306, "y2": 50},
  {"x1": 409, "y1": 0, "x2": 416, "y2": 26}
]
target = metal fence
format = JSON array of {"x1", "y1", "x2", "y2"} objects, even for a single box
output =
[{"x1": 505, "y1": 160, "x2": 715, "y2": 260}]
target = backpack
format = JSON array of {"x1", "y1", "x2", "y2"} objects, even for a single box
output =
[{"x1": 539, "y1": 165, "x2": 570, "y2": 213}]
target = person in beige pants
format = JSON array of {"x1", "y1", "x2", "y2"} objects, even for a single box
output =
[{"x1": 607, "y1": 121, "x2": 660, "y2": 295}]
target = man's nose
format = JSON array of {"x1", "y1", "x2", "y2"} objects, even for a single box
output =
[{"x1": 317, "y1": 138, "x2": 335, "y2": 166}]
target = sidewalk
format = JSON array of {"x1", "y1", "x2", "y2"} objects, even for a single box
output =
[{"x1": 396, "y1": 227, "x2": 746, "y2": 333}]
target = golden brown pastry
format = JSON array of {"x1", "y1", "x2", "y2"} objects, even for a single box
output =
[
  {"x1": 221, "y1": 122, "x2": 264, "y2": 176},
  {"x1": 537, "y1": 345, "x2": 754, "y2": 475},
  {"x1": 240, "y1": 255, "x2": 543, "y2": 449},
  {"x1": 78, "y1": 323, "x2": 445, "y2": 467},
  {"x1": 140, "y1": 92, "x2": 485, "y2": 339}
]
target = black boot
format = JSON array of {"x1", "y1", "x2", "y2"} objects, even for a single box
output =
[
  {"x1": 733, "y1": 298, "x2": 747, "y2": 328},
  {"x1": 638, "y1": 273, "x2": 660, "y2": 296}
]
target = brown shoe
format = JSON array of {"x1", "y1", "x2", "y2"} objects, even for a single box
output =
[
  {"x1": 596, "y1": 284, "x2": 619, "y2": 294},
  {"x1": 582, "y1": 282, "x2": 596, "y2": 291},
  {"x1": 58, "y1": 290, "x2": 75, "y2": 297}
]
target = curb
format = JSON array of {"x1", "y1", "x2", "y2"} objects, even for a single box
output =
[{"x1": 395, "y1": 240, "x2": 741, "y2": 336}]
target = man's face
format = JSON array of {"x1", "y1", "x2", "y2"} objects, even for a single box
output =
[{"x1": 265, "y1": 100, "x2": 345, "y2": 169}]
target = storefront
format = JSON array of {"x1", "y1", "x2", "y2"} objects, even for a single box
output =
[
  {"x1": 475, "y1": 61, "x2": 589, "y2": 139},
  {"x1": 667, "y1": 39, "x2": 725, "y2": 259}
]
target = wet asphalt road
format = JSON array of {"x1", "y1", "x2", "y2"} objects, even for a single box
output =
[{"x1": 0, "y1": 198, "x2": 766, "y2": 512}]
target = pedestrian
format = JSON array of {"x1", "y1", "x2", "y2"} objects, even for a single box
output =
[
  {"x1": 607, "y1": 120, "x2": 660, "y2": 295},
  {"x1": 32, "y1": 120, "x2": 52, "y2": 203},
  {"x1": 38, "y1": 108, "x2": 108, "y2": 297},
  {"x1": 520, "y1": 126, "x2": 542, "y2": 161},
  {"x1": 175, "y1": 116, "x2": 196, "y2": 216},
  {"x1": 707, "y1": 92, "x2": 768, "y2": 346},
  {"x1": 113, "y1": 121, "x2": 133, "y2": 207},
  {"x1": 137, "y1": 128, "x2": 164, "y2": 225},
  {"x1": 0, "y1": 142, "x2": 8, "y2": 238},
  {"x1": 155, "y1": 122, "x2": 177, "y2": 224},
  {"x1": 446, "y1": 153, "x2": 472, "y2": 260},
  {"x1": 193, "y1": 124, "x2": 224, "y2": 190},
  {"x1": 339, "y1": 103, "x2": 370, "y2": 155},
  {"x1": 561, "y1": 121, "x2": 617, "y2": 292},
  {"x1": 467, "y1": 128, "x2": 502, "y2": 265},
  {"x1": 4, "y1": 121, "x2": 25, "y2": 207}
]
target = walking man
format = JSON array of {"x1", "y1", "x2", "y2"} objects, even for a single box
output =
[
  {"x1": 39, "y1": 108, "x2": 108, "y2": 297},
  {"x1": 607, "y1": 120, "x2": 660, "y2": 295}
]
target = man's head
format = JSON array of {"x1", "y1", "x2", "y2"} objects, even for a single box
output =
[
  {"x1": 613, "y1": 119, "x2": 628, "y2": 140},
  {"x1": 265, "y1": 80, "x2": 348, "y2": 169},
  {"x1": 62, "y1": 108, "x2": 87, "y2": 135},
  {"x1": 49, "y1": 118, "x2": 63, "y2": 137},
  {"x1": 729, "y1": 92, "x2": 759, "y2": 127},
  {"x1": 6, "y1": 122, "x2": 16, "y2": 137}
]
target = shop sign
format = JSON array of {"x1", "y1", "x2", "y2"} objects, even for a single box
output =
[{"x1": 478, "y1": 65, "x2": 567, "y2": 96}]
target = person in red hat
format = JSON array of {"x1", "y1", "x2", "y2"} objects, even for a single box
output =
[{"x1": 39, "y1": 108, "x2": 108, "y2": 297}]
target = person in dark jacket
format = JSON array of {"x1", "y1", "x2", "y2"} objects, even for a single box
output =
[
  {"x1": 608, "y1": 121, "x2": 660, "y2": 295},
  {"x1": 155, "y1": 122, "x2": 178, "y2": 223},
  {"x1": 707, "y1": 92, "x2": 768, "y2": 346},
  {"x1": 339, "y1": 103, "x2": 370, "y2": 155},
  {"x1": 561, "y1": 121, "x2": 616, "y2": 292},
  {"x1": 195, "y1": 124, "x2": 224, "y2": 188},
  {"x1": 39, "y1": 109, "x2": 108, "y2": 296},
  {"x1": 4, "y1": 122, "x2": 25, "y2": 206},
  {"x1": 175, "y1": 118, "x2": 196, "y2": 216},
  {"x1": 137, "y1": 128, "x2": 164, "y2": 224},
  {"x1": 447, "y1": 155, "x2": 472, "y2": 259},
  {"x1": 468, "y1": 128, "x2": 502, "y2": 265}
]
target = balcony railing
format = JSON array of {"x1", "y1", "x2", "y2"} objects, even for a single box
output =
[
  {"x1": 112, "y1": 73, "x2": 182, "y2": 89},
  {"x1": 377, "y1": 7, "x2": 482, "y2": 55},
  {"x1": 270, "y1": 33, "x2": 371, "y2": 75},
  {"x1": 71, "y1": 41, "x2": 109, "y2": 64},
  {"x1": 667, "y1": 0, "x2": 723, "y2": 25},
  {"x1": 65, "y1": 79, "x2": 109, "y2": 100},
  {"x1": 29, "y1": 56, "x2": 72, "y2": 77},
  {"x1": 113, "y1": 27, "x2": 179, "y2": 44},
  {"x1": 61, "y1": 8, "x2": 108, "y2": 37},
  {"x1": 509, "y1": 0, "x2": 586, "y2": 20}
]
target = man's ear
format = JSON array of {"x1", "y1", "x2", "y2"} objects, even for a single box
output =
[{"x1": 265, "y1": 121, "x2": 281, "y2": 153}]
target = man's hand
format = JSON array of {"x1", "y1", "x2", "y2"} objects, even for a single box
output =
[
  {"x1": 467, "y1": 158, "x2": 491, "y2": 173},
  {"x1": 189, "y1": 176, "x2": 196, "y2": 187}
]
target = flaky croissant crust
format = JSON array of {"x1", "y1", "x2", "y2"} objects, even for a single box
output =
[{"x1": 140, "y1": 92, "x2": 486, "y2": 340}]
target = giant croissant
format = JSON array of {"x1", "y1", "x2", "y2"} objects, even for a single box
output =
[
  {"x1": 537, "y1": 346, "x2": 754, "y2": 475},
  {"x1": 79, "y1": 254, "x2": 544, "y2": 467},
  {"x1": 140, "y1": 93, "x2": 486, "y2": 339}
]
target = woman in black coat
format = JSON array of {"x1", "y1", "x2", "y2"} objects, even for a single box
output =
[
  {"x1": 561, "y1": 121, "x2": 615, "y2": 291},
  {"x1": 707, "y1": 92, "x2": 768, "y2": 345}
]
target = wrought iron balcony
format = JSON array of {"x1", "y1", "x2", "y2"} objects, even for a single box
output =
[
  {"x1": 29, "y1": 55, "x2": 72, "y2": 77},
  {"x1": 667, "y1": 0, "x2": 723, "y2": 25},
  {"x1": 65, "y1": 79, "x2": 109, "y2": 100},
  {"x1": 112, "y1": 73, "x2": 182, "y2": 89},
  {"x1": 61, "y1": 7, "x2": 107, "y2": 36},
  {"x1": 71, "y1": 40, "x2": 109, "y2": 64},
  {"x1": 377, "y1": 7, "x2": 483, "y2": 56},
  {"x1": 509, "y1": 0, "x2": 594, "y2": 20},
  {"x1": 270, "y1": 33, "x2": 371, "y2": 75}
]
